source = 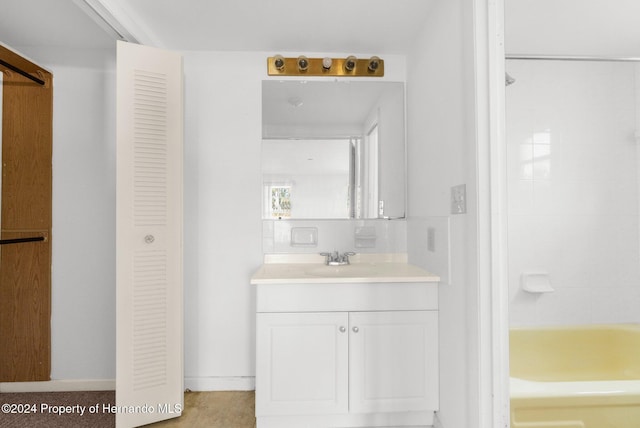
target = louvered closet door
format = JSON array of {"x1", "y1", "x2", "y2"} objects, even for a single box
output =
[{"x1": 116, "y1": 41, "x2": 183, "y2": 428}]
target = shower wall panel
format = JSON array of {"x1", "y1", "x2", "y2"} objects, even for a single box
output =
[{"x1": 506, "y1": 60, "x2": 640, "y2": 326}]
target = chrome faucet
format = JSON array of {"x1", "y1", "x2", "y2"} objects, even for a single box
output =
[{"x1": 320, "y1": 251, "x2": 356, "y2": 266}]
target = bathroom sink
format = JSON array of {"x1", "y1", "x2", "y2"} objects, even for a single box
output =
[
  {"x1": 250, "y1": 254, "x2": 441, "y2": 284},
  {"x1": 305, "y1": 264, "x2": 376, "y2": 278}
]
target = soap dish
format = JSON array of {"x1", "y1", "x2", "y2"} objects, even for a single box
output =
[
  {"x1": 521, "y1": 272, "x2": 554, "y2": 294},
  {"x1": 290, "y1": 227, "x2": 318, "y2": 247}
]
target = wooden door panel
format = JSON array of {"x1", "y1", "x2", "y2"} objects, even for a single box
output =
[
  {"x1": 1, "y1": 64, "x2": 52, "y2": 230},
  {"x1": 0, "y1": 230, "x2": 50, "y2": 381},
  {"x1": 0, "y1": 45, "x2": 52, "y2": 382}
]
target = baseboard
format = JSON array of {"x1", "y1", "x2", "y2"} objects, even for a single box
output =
[
  {"x1": 184, "y1": 376, "x2": 255, "y2": 391},
  {"x1": 0, "y1": 379, "x2": 115, "y2": 393},
  {"x1": 1, "y1": 377, "x2": 256, "y2": 393},
  {"x1": 257, "y1": 411, "x2": 433, "y2": 428}
]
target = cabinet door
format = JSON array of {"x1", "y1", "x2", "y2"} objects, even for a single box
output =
[
  {"x1": 349, "y1": 311, "x2": 438, "y2": 413},
  {"x1": 256, "y1": 312, "x2": 349, "y2": 416}
]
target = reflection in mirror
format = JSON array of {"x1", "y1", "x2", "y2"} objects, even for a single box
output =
[{"x1": 261, "y1": 80, "x2": 405, "y2": 219}]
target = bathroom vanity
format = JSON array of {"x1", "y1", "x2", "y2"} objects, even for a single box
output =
[{"x1": 251, "y1": 254, "x2": 440, "y2": 428}]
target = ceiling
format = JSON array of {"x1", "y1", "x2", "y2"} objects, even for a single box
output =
[
  {"x1": 2, "y1": 1, "x2": 640, "y2": 62},
  {"x1": 505, "y1": 0, "x2": 640, "y2": 57},
  {"x1": 0, "y1": 0, "x2": 115, "y2": 50},
  {"x1": 262, "y1": 81, "x2": 402, "y2": 135},
  {"x1": 0, "y1": 0, "x2": 436, "y2": 54}
]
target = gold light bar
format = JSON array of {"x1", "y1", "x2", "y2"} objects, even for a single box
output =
[{"x1": 267, "y1": 56, "x2": 384, "y2": 77}]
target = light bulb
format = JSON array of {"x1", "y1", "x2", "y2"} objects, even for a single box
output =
[
  {"x1": 273, "y1": 55, "x2": 285, "y2": 71},
  {"x1": 297, "y1": 56, "x2": 309, "y2": 71},
  {"x1": 344, "y1": 56, "x2": 357, "y2": 72},
  {"x1": 368, "y1": 56, "x2": 381, "y2": 72}
]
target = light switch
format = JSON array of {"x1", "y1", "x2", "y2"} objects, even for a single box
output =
[{"x1": 451, "y1": 184, "x2": 466, "y2": 214}]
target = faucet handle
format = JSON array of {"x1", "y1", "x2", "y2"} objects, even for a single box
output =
[
  {"x1": 319, "y1": 252, "x2": 333, "y2": 264},
  {"x1": 341, "y1": 252, "x2": 356, "y2": 264}
]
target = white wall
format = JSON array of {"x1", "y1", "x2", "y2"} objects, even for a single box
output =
[
  {"x1": 180, "y1": 51, "x2": 263, "y2": 389},
  {"x1": 182, "y1": 51, "x2": 407, "y2": 389},
  {"x1": 406, "y1": 0, "x2": 480, "y2": 426},
  {"x1": 52, "y1": 61, "x2": 116, "y2": 380},
  {"x1": 507, "y1": 59, "x2": 640, "y2": 326},
  {"x1": 0, "y1": 45, "x2": 407, "y2": 388},
  {"x1": 9, "y1": 46, "x2": 118, "y2": 380}
]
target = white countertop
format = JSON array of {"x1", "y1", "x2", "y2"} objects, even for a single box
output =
[{"x1": 250, "y1": 253, "x2": 440, "y2": 284}]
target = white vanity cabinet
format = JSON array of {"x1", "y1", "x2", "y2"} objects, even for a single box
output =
[
  {"x1": 256, "y1": 311, "x2": 349, "y2": 416},
  {"x1": 254, "y1": 280, "x2": 439, "y2": 428},
  {"x1": 349, "y1": 310, "x2": 438, "y2": 414}
]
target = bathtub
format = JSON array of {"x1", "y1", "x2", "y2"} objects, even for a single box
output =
[{"x1": 510, "y1": 324, "x2": 640, "y2": 428}]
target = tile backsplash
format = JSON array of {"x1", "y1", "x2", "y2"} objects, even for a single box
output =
[{"x1": 262, "y1": 219, "x2": 407, "y2": 254}]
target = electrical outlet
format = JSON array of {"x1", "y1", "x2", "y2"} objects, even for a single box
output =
[{"x1": 451, "y1": 184, "x2": 467, "y2": 214}]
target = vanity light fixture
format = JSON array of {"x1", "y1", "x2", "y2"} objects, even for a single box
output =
[{"x1": 267, "y1": 55, "x2": 384, "y2": 77}]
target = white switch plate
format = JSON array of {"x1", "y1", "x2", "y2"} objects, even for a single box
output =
[{"x1": 451, "y1": 184, "x2": 467, "y2": 214}]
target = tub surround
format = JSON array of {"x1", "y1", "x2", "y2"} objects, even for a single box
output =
[
  {"x1": 252, "y1": 253, "x2": 440, "y2": 428},
  {"x1": 506, "y1": 60, "x2": 640, "y2": 326}
]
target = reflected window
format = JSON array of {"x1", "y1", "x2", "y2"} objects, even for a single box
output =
[
  {"x1": 521, "y1": 130, "x2": 551, "y2": 180},
  {"x1": 269, "y1": 186, "x2": 291, "y2": 219}
]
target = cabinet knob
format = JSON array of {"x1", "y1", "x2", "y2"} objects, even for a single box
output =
[
  {"x1": 352, "y1": 326, "x2": 359, "y2": 333},
  {"x1": 339, "y1": 326, "x2": 346, "y2": 333}
]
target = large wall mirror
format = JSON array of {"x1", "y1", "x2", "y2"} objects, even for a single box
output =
[{"x1": 261, "y1": 80, "x2": 406, "y2": 219}]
